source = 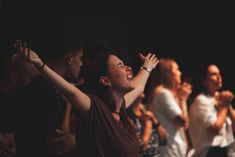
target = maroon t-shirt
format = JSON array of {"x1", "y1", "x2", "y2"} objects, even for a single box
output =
[{"x1": 75, "y1": 95, "x2": 140, "y2": 157}]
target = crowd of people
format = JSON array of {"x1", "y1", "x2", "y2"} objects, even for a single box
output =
[{"x1": 0, "y1": 38, "x2": 234, "y2": 157}]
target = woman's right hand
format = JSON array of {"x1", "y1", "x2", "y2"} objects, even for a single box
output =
[{"x1": 15, "y1": 40, "x2": 44, "y2": 69}]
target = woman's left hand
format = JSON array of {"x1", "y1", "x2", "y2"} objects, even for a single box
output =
[{"x1": 139, "y1": 52, "x2": 159, "y2": 72}]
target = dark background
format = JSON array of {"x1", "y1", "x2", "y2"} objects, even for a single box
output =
[{"x1": 1, "y1": 0, "x2": 235, "y2": 95}]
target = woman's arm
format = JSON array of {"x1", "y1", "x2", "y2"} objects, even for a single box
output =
[
  {"x1": 59, "y1": 94, "x2": 72, "y2": 131},
  {"x1": 125, "y1": 53, "x2": 158, "y2": 108},
  {"x1": 16, "y1": 41, "x2": 91, "y2": 113},
  {"x1": 174, "y1": 82, "x2": 192, "y2": 129},
  {"x1": 228, "y1": 105, "x2": 235, "y2": 132},
  {"x1": 142, "y1": 119, "x2": 153, "y2": 151},
  {"x1": 227, "y1": 91, "x2": 235, "y2": 126},
  {"x1": 210, "y1": 91, "x2": 234, "y2": 134},
  {"x1": 174, "y1": 99, "x2": 189, "y2": 129}
]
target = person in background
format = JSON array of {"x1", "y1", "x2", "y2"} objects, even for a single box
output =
[
  {"x1": 147, "y1": 58, "x2": 192, "y2": 157},
  {"x1": 14, "y1": 39, "x2": 83, "y2": 157},
  {"x1": 0, "y1": 42, "x2": 40, "y2": 157},
  {"x1": 189, "y1": 64, "x2": 235, "y2": 157},
  {"x1": 127, "y1": 92, "x2": 167, "y2": 157}
]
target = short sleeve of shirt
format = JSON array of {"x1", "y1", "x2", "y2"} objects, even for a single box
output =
[
  {"x1": 76, "y1": 95, "x2": 140, "y2": 157},
  {"x1": 157, "y1": 89, "x2": 182, "y2": 120},
  {"x1": 190, "y1": 95, "x2": 217, "y2": 127}
]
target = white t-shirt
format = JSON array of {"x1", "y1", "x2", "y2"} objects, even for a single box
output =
[
  {"x1": 189, "y1": 92, "x2": 234, "y2": 157},
  {"x1": 149, "y1": 88, "x2": 188, "y2": 157}
]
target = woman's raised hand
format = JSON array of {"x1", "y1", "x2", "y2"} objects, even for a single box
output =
[
  {"x1": 139, "y1": 52, "x2": 159, "y2": 72},
  {"x1": 14, "y1": 40, "x2": 44, "y2": 69}
]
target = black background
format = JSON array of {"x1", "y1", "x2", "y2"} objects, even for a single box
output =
[{"x1": 1, "y1": 0, "x2": 235, "y2": 94}]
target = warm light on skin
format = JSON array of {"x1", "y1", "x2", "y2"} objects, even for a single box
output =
[
  {"x1": 171, "y1": 62, "x2": 182, "y2": 87},
  {"x1": 65, "y1": 48, "x2": 83, "y2": 83},
  {"x1": 204, "y1": 64, "x2": 222, "y2": 93},
  {"x1": 106, "y1": 55, "x2": 134, "y2": 94}
]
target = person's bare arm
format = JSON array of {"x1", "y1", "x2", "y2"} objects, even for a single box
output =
[
  {"x1": 174, "y1": 82, "x2": 192, "y2": 129},
  {"x1": 125, "y1": 53, "x2": 158, "y2": 108},
  {"x1": 59, "y1": 95, "x2": 72, "y2": 131},
  {"x1": 142, "y1": 119, "x2": 153, "y2": 151},
  {"x1": 16, "y1": 40, "x2": 91, "y2": 113}
]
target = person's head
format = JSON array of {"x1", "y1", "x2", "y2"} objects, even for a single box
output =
[
  {"x1": 40, "y1": 38, "x2": 84, "y2": 83},
  {"x1": 84, "y1": 52, "x2": 133, "y2": 112},
  {"x1": 202, "y1": 64, "x2": 222, "y2": 93},
  {"x1": 63, "y1": 47, "x2": 84, "y2": 83},
  {"x1": 150, "y1": 58, "x2": 181, "y2": 90}
]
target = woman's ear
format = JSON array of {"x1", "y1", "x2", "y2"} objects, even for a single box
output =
[{"x1": 100, "y1": 76, "x2": 112, "y2": 87}]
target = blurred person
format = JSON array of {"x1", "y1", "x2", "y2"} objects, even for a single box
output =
[
  {"x1": 189, "y1": 64, "x2": 235, "y2": 157},
  {"x1": 14, "y1": 39, "x2": 83, "y2": 157},
  {"x1": 127, "y1": 92, "x2": 167, "y2": 157},
  {"x1": 0, "y1": 49, "x2": 39, "y2": 157},
  {"x1": 147, "y1": 58, "x2": 192, "y2": 157}
]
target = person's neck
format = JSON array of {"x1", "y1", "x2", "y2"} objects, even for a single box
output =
[
  {"x1": 164, "y1": 84, "x2": 175, "y2": 92},
  {"x1": 206, "y1": 88, "x2": 217, "y2": 97},
  {"x1": 111, "y1": 90, "x2": 125, "y2": 113}
]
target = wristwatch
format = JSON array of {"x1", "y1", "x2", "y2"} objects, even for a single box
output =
[{"x1": 140, "y1": 66, "x2": 152, "y2": 74}]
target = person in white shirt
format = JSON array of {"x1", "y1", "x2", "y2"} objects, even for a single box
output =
[
  {"x1": 189, "y1": 64, "x2": 235, "y2": 157},
  {"x1": 147, "y1": 58, "x2": 192, "y2": 157}
]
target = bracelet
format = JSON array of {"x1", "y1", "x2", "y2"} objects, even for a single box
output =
[
  {"x1": 140, "y1": 66, "x2": 152, "y2": 74},
  {"x1": 35, "y1": 62, "x2": 45, "y2": 70}
]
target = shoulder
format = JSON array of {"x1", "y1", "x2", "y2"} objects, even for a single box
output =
[
  {"x1": 193, "y1": 93, "x2": 209, "y2": 105},
  {"x1": 87, "y1": 94, "x2": 108, "y2": 111},
  {"x1": 152, "y1": 86, "x2": 172, "y2": 98},
  {"x1": 190, "y1": 93, "x2": 211, "y2": 113}
]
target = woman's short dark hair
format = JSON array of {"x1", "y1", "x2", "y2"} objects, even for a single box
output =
[{"x1": 83, "y1": 52, "x2": 117, "y2": 112}]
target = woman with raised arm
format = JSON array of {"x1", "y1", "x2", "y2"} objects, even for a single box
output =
[{"x1": 16, "y1": 40, "x2": 158, "y2": 157}]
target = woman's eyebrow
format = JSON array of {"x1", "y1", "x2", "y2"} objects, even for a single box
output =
[{"x1": 116, "y1": 61, "x2": 124, "y2": 66}]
